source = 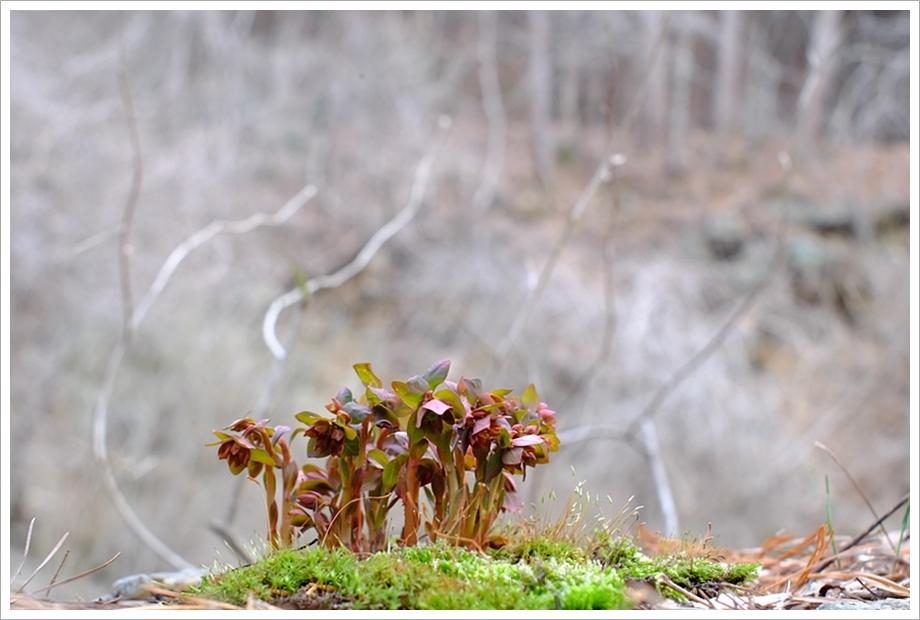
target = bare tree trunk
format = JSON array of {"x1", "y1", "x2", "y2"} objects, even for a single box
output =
[
  {"x1": 713, "y1": 11, "x2": 743, "y2": 142},
  {"x1": 528, "y1": 10, "x2": 555, "y2": 187},
  {"x1": 558, "y1": 14, "x2": 582, "y2": 156},
  {"x1": 472, "y1": 11, "x2": 507, "y2": 212},
  {"x1": 797, "y1": 10, "x2": 844, "y2": 146},
  {"x1": 744, "y1": 18, "x2": 784, "y2": 141},
  {"x1": 642, "y1": 11, "x2": 669, "y2": 152},
  {"x1": 667, "y1": 14, "x2": 693, "y2": 176}
]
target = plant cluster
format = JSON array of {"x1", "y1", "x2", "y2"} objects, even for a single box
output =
[{"x1": 210, "y1": 360, "x2": 559, "y2": 553}]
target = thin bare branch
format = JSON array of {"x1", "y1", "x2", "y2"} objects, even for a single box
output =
[
  {"x1": 494, "y1": 155, "x2": 613, "y2": 368},
  {"x1": 494, "y1": 14, "x2": 670, "y2": 371},
  {"x1": 132, "y1": 183, "x2": 317, "y2": 329},
  {"x1": 263, "y1": 118, "x2": 451, "y2": 360},
  {"x1": 41, "y1": 548, "x2": 70, "y2": 598},
  {"x1": 94, "y1": 182, "x2": 317, "y2": 569},
  {"x1": 625, "y1": 151, "x2": 793, "y2": 439}
]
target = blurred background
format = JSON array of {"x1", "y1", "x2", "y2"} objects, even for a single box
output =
[{"x1": 8, "y1": 9, "x2": 912, "y2": 599}]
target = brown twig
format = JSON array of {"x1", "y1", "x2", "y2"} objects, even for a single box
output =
[{"x1": 41, "y1": 548, "x2": 70, "y2": 598}]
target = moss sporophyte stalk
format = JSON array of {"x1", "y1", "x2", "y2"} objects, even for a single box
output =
[{"x1": 206, "y1": 360, "x2": 759, "y2": 609}]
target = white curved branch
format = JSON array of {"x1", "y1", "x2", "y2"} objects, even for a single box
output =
[
  {"x1": 132, "y1": 184, "x2": 317, "y2": 329},
  {"x1": 263, "y1": 123, "x2": 449, "y2": 359}
]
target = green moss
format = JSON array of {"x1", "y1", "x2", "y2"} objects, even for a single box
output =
[{"x1": 193, "y1": 534, "x2": 758, "y2": 610}]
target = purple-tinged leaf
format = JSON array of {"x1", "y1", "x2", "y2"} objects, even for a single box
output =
[
  {"x1": 502, "y1": 489, "x2": 524, "y2": 513},
  {"x1": 343, "y1": 401, "x2": 372, "y2": 423},
  {"x1": 422, "y1": 399, "x2": 452, "y2": 416},
  {"x1": 502, "y1": 447, "x2": 523, "y2": 466},
  {"x1": 511, "y1": 434, "x2": 545, "y2": 447},
  {"x1": 422, "y1": 360, "x2": 451, "y2": 389},
  {"x1": 368, "y1": 386, "x2": 396, "y2": 404},
  {"x1": 335, "y1": 386, "x2": 354, "y2": 405},
  {"x1": 407, "y1": 375, "x2": 429, "y2": 395},
  {"x1": 472, "y1": 416, "x2": 491, "y2": 436},
  {"x1": 459, "y1": 377, "x2": 483, "y2": 404}
]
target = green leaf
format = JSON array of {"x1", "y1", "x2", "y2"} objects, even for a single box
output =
[
  {"x1": 249, "y1": 448, "x2": 277, "y2": 466},
  {"x1": 340, "y1": 422, "x2": 358, "y2": 441},
  {"x1": 393, "y1": 381, "x2": 423, "y2": 410},
  {"x1": 343, "y1": 434, "x2": 361, "y2": 457},
  {"x1": 354, "y1": 362, "x2": 383, "y2": 388},
  {"x1": 434, "y1": 387, "x2": 468, "y2": 421},
  {"x1": 410, "y1": 438, "x2": 430, "y2": 460},
  {"x1": 483, "y1": 449, "x2": 504, "y2": 483},
  {"x1": 383, "y1": 454, "x2": 406, "y2": 489},
  {"x1": 522, "y1": 383, "x2": 540, "y2": 411},
  {"x1": 294, "y1": 411, "x2": 324, "y2": 426},
  {"x1": 406, "y1": 415, "x2": 425, "y2": 446},
  {"x1": 422, "y1": 360, "x2": 450, "y2": 389},
  {"x1": 368, "y1": 448, "x2": 390, "y2": 468}
]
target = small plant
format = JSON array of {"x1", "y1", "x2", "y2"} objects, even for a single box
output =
[{"x1": 210, "y1": 360, "x2": 559, "y2": 553}]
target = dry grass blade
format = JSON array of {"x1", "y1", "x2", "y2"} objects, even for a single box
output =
[
  {"x1": 814, "y1": 441, "x2": 893, "y2": 553},
  {"x1": 32, "y1": 552, "x2": 121, "y2": 595},
  {"x1": 817, "y1": 571, "x2": 911, "y2": 598},
  {"x1": 139, "y1": 585, "x2": 242, "y2": 609},
  {"x1": 791, "y1": 523, "x2": 832, "y2": 593},
  {"x1": 10, "y1": 517, "x2": 36, "y2": 586},
  {"x1": 15, "y1": 531, "x2": 69, "y2": 594}
]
